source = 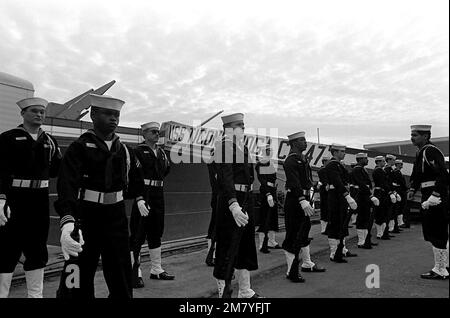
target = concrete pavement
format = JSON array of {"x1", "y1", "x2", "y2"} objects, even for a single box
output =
[{"x1": 7, "y1": 222, "x2": 448, "y2": 298}]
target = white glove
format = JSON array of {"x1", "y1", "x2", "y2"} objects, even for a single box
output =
[
  {"x1": 345, "y1": 195, "x2": 358, "y2": 210},
  {"x1": 371, "y1": 196, "x2": 380, "y2": 206},
  {"x1": 317, "y1": 182, "x2": 322, "y2": 190},
  {"x1": 229, "y1": 202, "x2": 248, "y2": 227},
  {"x1": 60, "y1": 223, "x2": 84, "y2": 261},
  {"x1": 390, "y1": 193, "x2": 397, "y2": 204},
  {"x1": 137, "y1": 199, "x2": 150, "y2": 217},
  {"x1": 267, "y1": 195, "x2": 275, "y2": 207},
  {"x1": 396, "y1": 193, "x2": 401, "y2": 202},
  {"x1": 0, "y1": 199, "x2": 11, "y2": 227},
  {"x1": 422, "y1": 195, "x2": 442, "y2": 210},
  {"x1": 300, "y1": 199, "x2": 314, "y2": 216}
]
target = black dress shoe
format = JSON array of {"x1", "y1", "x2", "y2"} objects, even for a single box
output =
[
  {"x1": 344, "y1": 251, "x2": 358, "y2": 257},
  {"x1": 259, "y1": 247, "x2": 270, "y2": 254},
  {"x1": 380, "y1": 235, "x2": 391, "y2": 240},
  {"x1": 132, "y1": 277, "x2": 145, "y2": 289},
  {"x1": 286, "y1": 274, "x2": 306, "y2": 283},
  {"x1": 330, "y1": 257, "x2": 348, "y2": 263},
  {"x1": 268, "y1": 244, "x2": 282, "y2": 249},
  {"x1": 392, "y1": 229, "x2": 401, "y2": 234},
  {"x1": 150, "y1": 271, "x2": 175, "y2": 280},
  {"x1": 420, "y1": 270, "x2": 448, "y2": 280},
  {"x1": 358, "y1": 244, "x2": 372, "y2": 249},
  {"x1": 399, "y1": 224, "x2": 410, "y2": 229},
  {"x1": 371, "y1": 242, "x2": 378, "y2": 246},
  {"x1": 301, "y1": 265, "x2": 326, "y2": 272}
]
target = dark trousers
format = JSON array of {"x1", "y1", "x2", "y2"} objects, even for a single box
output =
[
  {"x1": 130, "y1": 189, "x2": 165, "y2": 251},
  {"x1": 319, "y1": 189, "x2": 328, "y2": 222},
  {"x1": 257, "y1": 190, "x2": 279, "y2": 233},
  {"x1": 356, "y1": 195, "x2": 371, "y2": 230},
  {"x1": 374, "y1": 194, "x2": 388, "y2": 225},
  {"x1": 207, "y1": 192, "x2": 218, "y2": 240},
  {"x1": 326, "y1": 191, "x2": 349, "y2": 240},
  {"x1": 420, "y1": 189, "x2": 449, "y2": 249},
  {"x1": 0, "y1": 189, "x2": 49, "y2": 273},
  {"x1": 213, "y1": 191, "x2": 258, "y2": 280},
  {"x1": 78, "y1": 201, "x2": 132, "y2": 299},
  {"x1": 282, "y1": 192, "x2": 312, "y2": 255}
]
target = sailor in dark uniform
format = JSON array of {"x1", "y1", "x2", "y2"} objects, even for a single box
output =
[
  {"x1": 213, "y1": 113, "x2": 261, "y2": 298},
  {"x1": 394, "y1": 159, "x2": 409, "y2": 229},
  {"x1": 373, "y1": 156, "x2": 396, "y2": 240},
  {"x1": 317, "y1": 156, "x2": 330, "y2": 234},
  {"x1": 55, "y1": 94, "x2": 148, "y2": 298},
  {"x1": 408, "y1": 125, "x2": 449, "y2": 280},
  {"x1": 384, "y1": 154, "x2": 400, "y2": 235},
  {"x1": 282, "y1": 132, "x2": 325, "y2": 283},
  {"x1": 129, "y1": 122, "x2": 173, "y2": 287},
  {"x1": 0, "y1": 97, "x2": 61, "y2": 298},
  {"x1": 325, "y1": 144, "x2": 358, "y2": 263},
  {"x1": 255, "y1": 144, "x2": 279, "y2": 254},
  {"x1": 348, "y1": 162, "x2": 359, "y2": 227},
  {"x1": 352, "y1": 153, "x2": 380, "y2": 249},
  {"x1": 391, "y1": 159, "x2": 406, "y2": 233}
]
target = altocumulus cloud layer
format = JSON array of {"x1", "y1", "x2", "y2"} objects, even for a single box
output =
[{"x1": 0, "y1": 0, "x2": 448, "y2": 147}]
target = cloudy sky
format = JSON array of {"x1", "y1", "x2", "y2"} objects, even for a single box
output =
[{"x1": 0, "y1": 0, "x2": 448, "y2": 147}]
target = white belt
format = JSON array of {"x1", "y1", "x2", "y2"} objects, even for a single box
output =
[
  {"x1": 144, "y1": 179, "x2": 164, "y2": 187},
  {"x1": 328, "y1": 185, "x2": 335, "y2": 189},
  {"x1": 287, "y1": 189, "x2": 310, "y2": 195},
  {"x1": 267, "y1": 182, "x2": 275, "y2": 187},
  {"x1": 81, "y1": 189, "x2": 123, "y2": 205},
  {"x1": 11, "y1": 179, "x2": 49, "y2": 189},
  {"x1": 392, "y1": 183, "x2": 400, "y2": 187},
  {"x1": 352, "y1": 185, "x2": 360, "y2": 189},
  {"x1": 421, "y1": 181, "x2": 436, "y2": 188},
  {"x1": 374, "y1": 187, "x2": 383, "y2": 190},
  {"x1": 235, "y1": 184, "x2": 253, "y2": 192}
]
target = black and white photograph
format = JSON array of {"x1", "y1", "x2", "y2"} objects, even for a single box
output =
[{"x1": 0, "y1": 0, "x2": 448, "y2": 308}]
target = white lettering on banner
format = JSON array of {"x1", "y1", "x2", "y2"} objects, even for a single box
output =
[{"x1": 160, "y1": 121, "x2": 415, "y2": 176}]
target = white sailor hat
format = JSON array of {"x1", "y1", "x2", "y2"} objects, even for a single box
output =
[
  {"x1": 356, "y1": 153, "x2": 368, "y2": 159},
  {"x1": 350, "y1": 162, "x2": 357, "y2": 166},
  {"x1": 375, "y1": 155, "x2": 385, "y2": 161},
  {"x1": 221, "y1": 113, "x2": 244, "y2": 125},
  {"x1": 141, "y1": 122, "x2": 160, "y2": 131},
  {"x1": 386, "y1": 154, "x2": 396, "y2": 160},
  {"x1": 89, "y1": 93, "x2": 124, "y2": 112},
  {"x1": 395, "y1": 159, "x2": 403, "y2": 164},
  {"x1": 330, "y1": 143, "x2": 346, "y2": 151},
  {"x1": 17, "y1": 97, "x2": 48, "y2": 110},
  {"x1": 411, "y1": 124, "x2": 431, "y2": 132},
  {"x1": 287, "y1": 131, "x2": 306, "y2": 141}
]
